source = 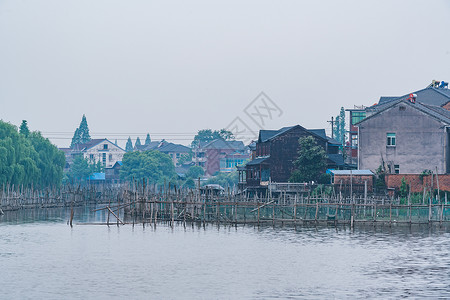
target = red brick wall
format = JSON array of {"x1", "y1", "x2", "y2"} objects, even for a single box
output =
[{"x1": 385, "y1": 174, "x2": 450, "y2": 192}]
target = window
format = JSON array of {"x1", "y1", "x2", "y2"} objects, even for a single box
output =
[
  {"x1": 103, "y1": 144, "x2": 108, "y2": 150},
  {"x1": 109, "y1": 154, "x2": 112, "y2": 161},
  {"x1": 102, "y1": 153, "x2": 106, "y2": 165},
  {"x1": 351, "y1": 135, "x2": 358, "y2": 147},
  {"x1": 394, "y1": 165, "x2": 400, "y2": 174},
  {"x1": 90, "y1": 154, "x2": 94, "y2": 160},
  {"x1": 351, "y1": 111, "x2": 366, "y2": 125},
  {"x1": 176, "y1": 153, "x2": 180, "y2": 158},
  {"x1": 387, "y1": 133, "x2": 396, "y2": 146}
]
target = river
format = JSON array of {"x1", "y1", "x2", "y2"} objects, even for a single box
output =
[{"x1": 1, "y1": 207, "x2": 450, "y2": 299}]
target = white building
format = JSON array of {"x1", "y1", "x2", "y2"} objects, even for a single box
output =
[{"x1": 75, "y1": 139, "x2": 125, "y2": 168}]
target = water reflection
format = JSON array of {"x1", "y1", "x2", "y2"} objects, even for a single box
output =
[{"x1": 2, "y1": 208, "x2": 450, "y2": 299}]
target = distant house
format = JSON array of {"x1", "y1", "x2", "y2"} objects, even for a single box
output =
[
  {"x1": 330, "y1": 170, "x2": 374, "y2": 194},
  {"x1": 87, "y1": 172, "x2": 105, "y2": 184},
  {"x1": 344, "y1": 81, "x2": 450, "y2": 168},
  {"x1": 356, "y1": 98, "x2": 450, "y2": 174},
  {"x1": 77, "y1": 139, "x2": 125, "y2": 168},
  {"x1": 367, "y1": 81, "x2": 450, "y2": 116},
  {"x1": 62, "y1": 139, "x2": 125, "y2": 168},
  {"x1": 105, "y1": 161, "x2": 122, "y2": 183},
  {"x1": 202, "y1": 139, "x2": 249, "y2": 176},
  {"x1": 219, "y1": 151, "x2": 249, "y2": 173},
  {"x1": 134, "y1": 141, "x2": 161, "y2": 152},
  {"x1": 192, "y1": 141, "x2": 208, "y2": 169},
  {"x1": 243, "y1": 125, "x2": 344, "y2": 191},
  {"x1": 345, "y1": 106, "x2": 367, "y2": 166},
  {"x1": 134, "y1": 140, "x2": 191, "y2": 166},
  {"x1": 157, "y1": 141, "x2": 191, "y2": 166}
]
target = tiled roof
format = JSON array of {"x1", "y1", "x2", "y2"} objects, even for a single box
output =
[
  {"x1": 158, "y1": 142, "x2": 191, "y2": 153},
  {"x1": 330, "y1": 170, "x2": 374, "y2": 176},
  {"x1": 358, "y1": 99, "x2": 450, "y2": 125},
  {"x1": 378, "y1": 87, "x2": 450, "y2": 107},
  {"x1": 72, "y1": 139, "x2": 106, "y2": 151},
  {"x1": 135, "y1": 141, "x2": 160, "y2": 151},
  {"x1": 203, "y1": 139, "x2": 245, "y2": 151},
  {"x1": 72, "y1": 139, "x2": 125, "y2": 152},
  {"x1": 327, "y1": 154, "x2": 345, "y2": 166},
  {"x1": 246, "y1": 157, "x2": 270, "y2": 166},
  {"x1": 258, "y1": 126, "x2": 295, "y2": 143}
]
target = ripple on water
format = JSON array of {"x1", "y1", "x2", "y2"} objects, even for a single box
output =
[{"x1": 2, "y1": 212, "x2": 450, "y2": 299}]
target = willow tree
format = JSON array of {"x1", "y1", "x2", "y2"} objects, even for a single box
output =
[{"x1": 0, "y1": 120, "x2": 65, "y2": 188}]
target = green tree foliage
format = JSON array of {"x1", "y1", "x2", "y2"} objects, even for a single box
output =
[
  {"x1": 70, "y1": 128, "x2": 81, "y2": 148},
  {"x1": 90, "y1": 160, "x2": 104, "y2": 174},
  {"x1": 332, "y1": 107, "x2": 346, "y2": 145},
  {"x1": 177, "y1": 151, "x2": 193, "y2": 166},
  {"x1": 145, "y1": 133, "x2": 151, "y2": 145},
  {"x1": 67, "y1": 155, "x2": 91, "y2": 182},
  {"x1": 205, "y1": 171, "x2": 238, "y2": 188},
  {"x1": 399, "y1": 177, "x2": 409, "y2": 198},
  {"x1": 192, "y1": 129, "x2": 235, "y2": 147},
  {"x1": 71, "y1": 114, "x2": 91, "y2": 148},
  {"x1": 375, "y1": 165, "x2": 386, "y2": 191},
  {"x1": 135, "y1": 137, "x2": 142, "y2": 147},
  {"x1": 19, "y1": 120, "x2": 30, "y2": 137},
  {"x1": 186, "y1": 166, "x2": 204, "y2": 179},
  {"x1": 120, "y1": 150, "x2": 176, "y2": 183},
  {"x1": 0, "y1": 120, "x2": 65, "y2": 187},
  {"x1": 184, "y1": 178, "x2": 196, "y2": 189},
  {"x1": 78, "y1": 114, "x2": 91, "y2": 143},
  {"x1": 125, "y1": 137, "x2": 133, "y2": 152},
  {"x1": 289, "y1": 136, "x2": 327, "y2": 183}
]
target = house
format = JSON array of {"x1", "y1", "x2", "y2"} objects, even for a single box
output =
[
  {"x1": 356, "y1": 98, "x2": 450, "y2": 174},
  {"x1": 135, "y1": 140, "x2": 191, "y2": 166},
  {"x1": 192, "y1": 141, "x2": 209, "y2": 168},
  {"x1": 345, "y1": 106, "x2": 367, "y2": 166},
  {"x1": 367, "y1": 81, "x2": 450, "y2": 116},
  {"x1": 75, "y1": 139, "x2": 126, "y2": 168},
  {"x1": 343, "y1": 81, "x2": 450, "y2": 168},
  {"x1": 243, "y1": 125, "x2": 344, "y2": 192},
  {"x1": 61, "y1": 139, "x2": 125, "y2": 168},
  {"x1": 330, "y1": 170, "x2": 374, "y2": 194},
  {"x1": 202, "y1": 139, "x2": 249, "y2": 176},
  {"x1": 219, "y1": 151, "x2": 249, "y2": 173},
  {"x1": 87, "y1": 172, "x2": 105, "y2": 184},
  {"x1": 157, "y1": 141, "x2": 191, "y2": 166},
  {"x1": 105, "y1": 161, "x2": 122, "y2": 183},
  {"x1": 134, "y1": 141, "x2": 161, "y2": 152}
]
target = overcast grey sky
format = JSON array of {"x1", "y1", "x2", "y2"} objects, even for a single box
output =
[{"x1": 1, "y1": 0, "x2": 450, "y2": 148}]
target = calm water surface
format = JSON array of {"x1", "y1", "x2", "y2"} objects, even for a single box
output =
[{"x1": 1, "y1": 207, "x2": 450, "y2": 299}]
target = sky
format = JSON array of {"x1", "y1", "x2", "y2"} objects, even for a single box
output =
[{"x1": 1, "y1": 0, "x2": 450, "y2": 148}]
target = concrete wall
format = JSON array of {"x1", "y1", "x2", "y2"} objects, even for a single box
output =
[{"x1": 358, "y1": 102, "x2": 448, "y2": 174}]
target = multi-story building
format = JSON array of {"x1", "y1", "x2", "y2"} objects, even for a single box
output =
[
  {"x1": 243, "y1": 125, "x2": 344, "y2": 192},
  {"x1": 356, "y1": 97, "x2": 450, "y2": 174},
  {"x1": 61, "y1": 139, "x2": 125, "y2": 169}
]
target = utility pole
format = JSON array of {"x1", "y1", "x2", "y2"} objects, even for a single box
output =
[{"x1": 327, "y1": 116, "x2": 335, "y2": 139}]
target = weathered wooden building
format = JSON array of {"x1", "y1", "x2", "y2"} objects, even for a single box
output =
[{"x1": 243, "y1": 125, "x2": 344, "y2": 192}]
